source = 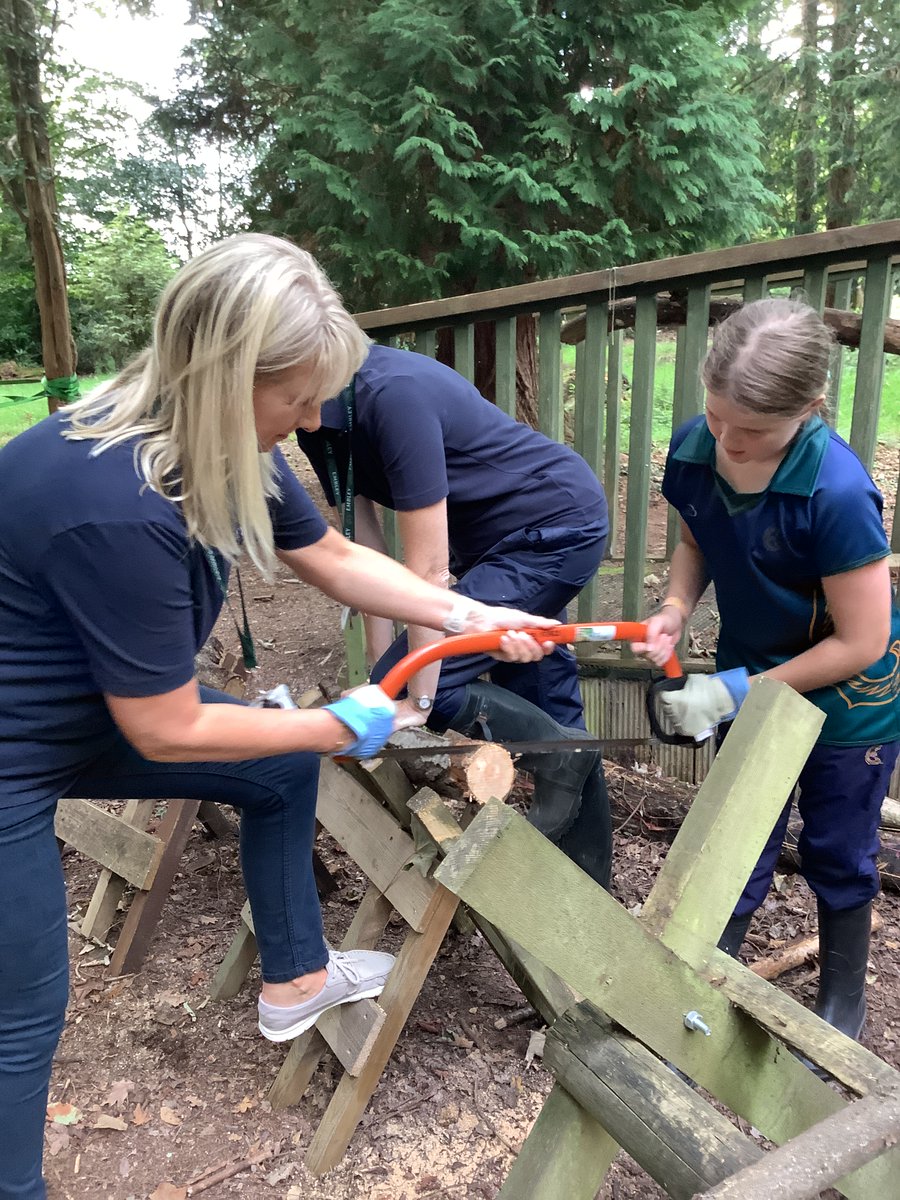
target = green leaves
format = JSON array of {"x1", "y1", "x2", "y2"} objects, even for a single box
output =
[{"x1": 166, "y1": 0, "x2": 773, "y2": 307}]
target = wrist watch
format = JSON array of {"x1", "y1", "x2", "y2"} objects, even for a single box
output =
[{"x1": 410, "y1": 695, "x2": 434, "y2": 711}]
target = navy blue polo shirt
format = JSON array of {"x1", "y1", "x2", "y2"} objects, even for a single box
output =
[
  {"x1": 0, "y1": 411, "x2": 327, "y2": 807},
  {"x1": 295, "y1": 345, "x2": 607, "y2": 576},
  {"x1": 664, "y1": 414, "x2": 900, "y2": 745}
]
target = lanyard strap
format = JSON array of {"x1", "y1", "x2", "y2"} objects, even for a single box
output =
[
  {"x1": 323, "y1": 379, "x2": 355, "y2": 541},
  {"x1": 203, "y1": 546, "x2": 257, "y2": 671}
]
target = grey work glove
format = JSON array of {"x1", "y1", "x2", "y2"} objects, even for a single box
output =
[{"x1": 659, "y1": 669, "x2": 750, "y2": 738}]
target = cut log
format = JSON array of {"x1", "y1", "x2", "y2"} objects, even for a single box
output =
[
  {"x1": 881, "y1": 796, "x2": 900, "y2": 831},
  {"x1": 748, "y1": 912, "x2": 883, "y2": 981},
  {"x1": 381, "y1": 727, "x2": 516, "y2": 805},
  {"x1": 561, "y1": 298, "x2": 900, "y2": 355}
]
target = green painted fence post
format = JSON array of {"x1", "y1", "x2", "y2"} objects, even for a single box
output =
[
  {"x1": 604, "y1": 330, "x2": 623, "y2": 558},
  {"x1": 495, "y1": 316, "x2": 517, "y2": 418},
  {"x1": 849, "y1": 254, "x2": 893, "y2": 471},
  {"x1": 575, "y1": 302, "x2": 607, "y2": 619},
  {"x1": 621, "y1": 294, "x2": 656, "y2": 621},
  {"x1": 538, "y1": 308, "x2": 563, "y2": 443}
]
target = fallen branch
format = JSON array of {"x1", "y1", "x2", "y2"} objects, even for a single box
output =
[
  {"x1": 561, "y1": 298, "x2": 900, "y2": 355},
  {"x1": 184, "y1": 1144, "x2": 280, "y2": 1195},
  {"x1": 882, "y1": 796, "x2": 900, "y2": 831},
  {"x1": 748, "y1": 911, "x2": 884, "y2": 981}
]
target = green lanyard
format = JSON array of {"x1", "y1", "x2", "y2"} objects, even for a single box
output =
[
  {"x1": 322, "y1": 379, "x2": 355, "y2": 541},
  {"x1": 203, "y1": 546, "x2": 257, "y2": 671}
]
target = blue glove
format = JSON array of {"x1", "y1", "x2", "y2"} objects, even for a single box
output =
[
  {"x1": 324, "y1": 684, "x2": 396, "y2": 758},
  {"x1": 658, "y1": 669, "x2": 750, "y2": 738}
]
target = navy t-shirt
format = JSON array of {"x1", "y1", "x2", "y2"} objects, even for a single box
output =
[
  {"x1": 295, "y1": 345, "x2": 607, "y2": 575},
  {"x1": 0, "y1": 411, "x2": 327, "y2": 807},
  {"x1": 663, "y1": 414, "x2": 900, "y2": 745}
]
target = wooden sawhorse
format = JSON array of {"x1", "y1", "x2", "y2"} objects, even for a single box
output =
[
  {"x1": 429, "y1": 678, "x2": 900, "y2": 1198},
  {"x1": 211, "y1": 757, "x2": 459, "y2": 1174},
  {"x1": 57, "y1": 796, "x2": 233, "y2": 975}
]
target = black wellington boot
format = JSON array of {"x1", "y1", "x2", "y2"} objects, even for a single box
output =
[
  {"x1": 447, "y1": 681, "x2": 599, "y2": 842},
  {"x1": 814, "y1": 900, "x2": 872, "y2": 1040},
  {"x1": 717, "y1": 912, "x2": 753, "y2": 958},
  {"x1": 556, "y1": 762, "x2": 613, "y2": 890}
]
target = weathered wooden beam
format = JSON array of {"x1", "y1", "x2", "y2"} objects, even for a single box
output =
[
  {"x1": 696, "y1": 1086, "x2": 900, "y2": 1200},
  {"x1": 497, "y1": 681, "x2": 824, "y2": 1200},
  {"x1": 304, "y1": 882, "x2": 459, "y2": 1174},
  {"x1": 640, "y1": 678, "x2": 823, "y2": 947},
  {"x1": 547, "y1": 1004, "x2": 763, "y2": 1200},
  {"x1": 433, "y1": 801, "x2": 900, "y2": 1197},
  {"x1": 210, "y1": 900, "x2": 258, "y2": 1001},
  {"x1": 688, "y1": 939, "x2": 899, "y2": 1095},
  {"x1": 409, "y1": 788, "x2": 579, "y2": 1024},
  {"x1": 268, "y1": 885, "x2": 395, "y2": 1107},
  {"x1": 56, "y1": 798, "x2": 164, "y2": 890},
  {"x1": 109, "y1": 800, "x2": 201, "y2": 975},
  {"x1": 79, "y1": 798, "x2": 157, "y2": 940},
  {"x1": 316, "y1": 758, "x2": 438, "y2": 932},
  {"x1": 498, "y1": 1083, "x2": 618, "y2": 1200}
]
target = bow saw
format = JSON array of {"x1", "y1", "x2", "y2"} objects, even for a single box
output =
[{"x1": 373, "y1": 620, "x2": 705, "y2": 757}]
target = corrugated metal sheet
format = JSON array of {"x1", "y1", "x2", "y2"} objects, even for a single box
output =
[{"x1": 581, "y1": 675, "x2": 900, "y2": 798}]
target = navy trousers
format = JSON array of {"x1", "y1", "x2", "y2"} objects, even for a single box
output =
[
  {"x1": 0, "y1": 688, "x2": 325, "y2": 1200},
  {"x1": 371, "y1": 521, "x2": 607, "y2": 732},
  {"x1": 733, "y1": 739, "x2": 900, "y2": 918}
]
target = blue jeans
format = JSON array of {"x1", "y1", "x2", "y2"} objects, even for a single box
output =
[
  {"x1": 0, "y1": 688, "x2": 326, "y2": 1200},
  {"x1": 733, "y1": 739, "x2": 900, "y2": 918},
  {"x1": 372, "y1": 521, "x2": 607, "y2": 732}
]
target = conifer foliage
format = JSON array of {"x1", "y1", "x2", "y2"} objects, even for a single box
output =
[{"x1": 181, "y1": 0, "x2": 772, "y2": 307}]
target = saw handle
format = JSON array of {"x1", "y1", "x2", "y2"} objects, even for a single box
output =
[{"x1": 378, "y1": 621, "x2": 683, "y2": 700}]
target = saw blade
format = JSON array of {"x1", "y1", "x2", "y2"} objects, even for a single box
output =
[{"x1": 373, "y1": 736, "x2": 655, "y2": 760}]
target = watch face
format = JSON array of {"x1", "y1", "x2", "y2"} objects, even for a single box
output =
[{"x1": 414, "y1": 696, "x2": 432, "y2": 710}]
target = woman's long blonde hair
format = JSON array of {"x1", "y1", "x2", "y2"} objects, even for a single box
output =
[{"x1": 65, "y1": 233, "x2": 370, "y2": 576}]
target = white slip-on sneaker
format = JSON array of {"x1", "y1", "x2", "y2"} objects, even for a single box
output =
[{"x1": 257, "y1": 949, "x2": 395, "y2": 1043}]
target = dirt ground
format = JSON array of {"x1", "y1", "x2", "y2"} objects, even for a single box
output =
[{"x1": 45, "y1": 444, "x2": 900, "y2": 1200}]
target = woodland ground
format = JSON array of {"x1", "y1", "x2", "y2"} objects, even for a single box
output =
[{"x1": 44, "y1": 444, "x2": 900, "y2": 1200}]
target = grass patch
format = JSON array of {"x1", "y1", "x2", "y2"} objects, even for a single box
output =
[
  {"x1": 0, "y1": 376, "x2": 110, "y2": 445},
  {"x1": 563, "y1": 338, "x2": 900, "y2": 449}
]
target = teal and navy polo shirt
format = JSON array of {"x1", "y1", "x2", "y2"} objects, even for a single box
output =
[{"x1": 663, "y1": 414, "x2": 900, "y2": 746}]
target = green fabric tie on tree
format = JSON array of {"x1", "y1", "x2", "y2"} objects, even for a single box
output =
[
  {"x1": 43, "y1": 374, "x2": 80, "y2": 403},
  {"x1": 2, "y1": 374, "x2": 80, "y2": 404},
  {"x1": 2, "y1": 374, "x2": 79, "y2": 404}
]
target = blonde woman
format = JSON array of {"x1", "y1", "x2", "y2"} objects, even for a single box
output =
[{"x1": 0, "y1": 233, "x2": 554, "y2": 1199}]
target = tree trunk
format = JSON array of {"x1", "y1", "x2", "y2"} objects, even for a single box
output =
[
  {"x1": 1, "y1": 0, "x2": 76, "y2": 413},
  {"x1": 439, "y1": 314, "x2": 539, "y2": 428},
  {"x1": 826, "y1": 0, "x2": 858, "y2": 230},
  {"x1": 794, "y1": 0, "x2": 819, "y2": 234}
]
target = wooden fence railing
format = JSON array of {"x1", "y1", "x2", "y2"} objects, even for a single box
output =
[
  {"x1": 351, "y1": 223, "x2": 900, "y2": 784},
  {"x1": 353, "y1": 220, "x2": 900, "y2": 633}
]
